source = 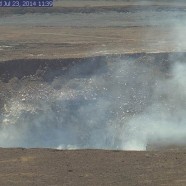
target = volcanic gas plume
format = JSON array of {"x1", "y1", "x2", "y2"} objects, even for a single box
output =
[{"x1": 0, "y1": 55, "x2": 186, "y2": 150}]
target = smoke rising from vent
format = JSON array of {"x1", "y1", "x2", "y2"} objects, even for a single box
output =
[
  {"x1": 0, "y1": 55, "x2": 186, "y2": 150},
  {"x1": 121, "y1": 61, "x2": 186, "y2": 150}
]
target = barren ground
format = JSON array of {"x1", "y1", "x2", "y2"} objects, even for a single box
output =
[
  {"x1": 1, "y1": 1, "x2": 186, "y2": 61},
  {"x1": 0, "y1": 148, "x2": 186, "y2": 186}
]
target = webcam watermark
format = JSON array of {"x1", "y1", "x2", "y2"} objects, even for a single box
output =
[{"x1": 0, "y1": 0, "x2": 53, "y2": 7}]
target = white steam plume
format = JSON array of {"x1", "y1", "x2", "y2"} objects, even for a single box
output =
[{"x1": 0, "y1": 56, "x2": 185, "y2": 150}]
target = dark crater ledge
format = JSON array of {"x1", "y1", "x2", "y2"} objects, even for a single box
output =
[{"x1": 0, "y1": 52, "x2": 185, "y2": 83}]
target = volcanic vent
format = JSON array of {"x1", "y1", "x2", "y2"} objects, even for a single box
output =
[{"x1": 0, "y1": 53, "x2": 186, "y2": 150}]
